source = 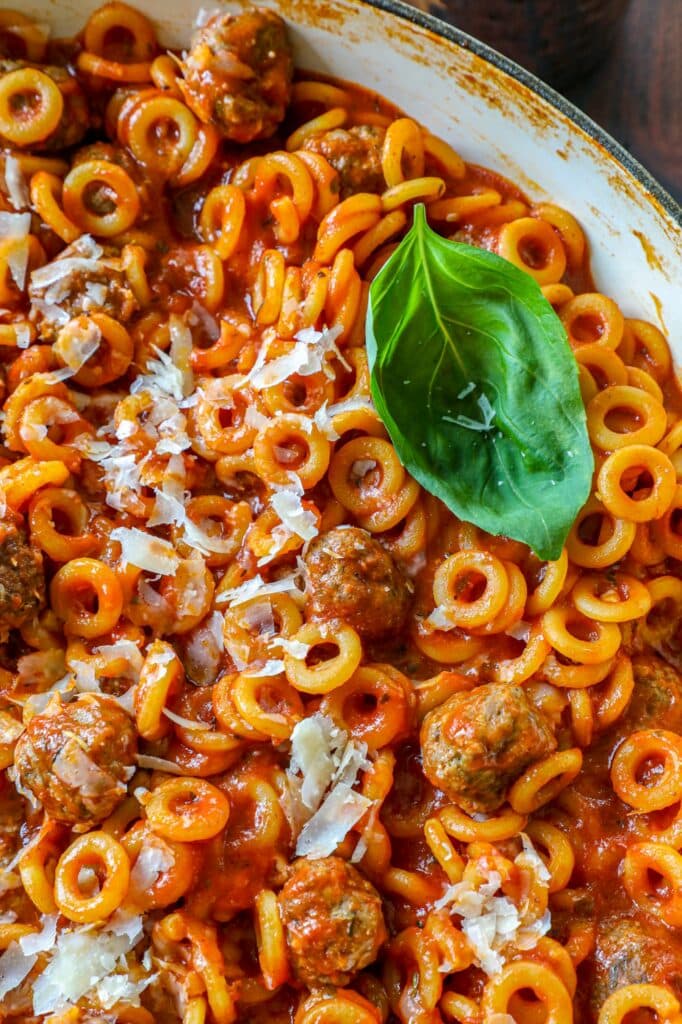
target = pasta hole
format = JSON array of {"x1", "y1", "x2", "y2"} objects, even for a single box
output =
[
  {"x1": 634, "y1": 755, "x2": 665, "y2": 787},
  {"x1": 77, "y1": 862, "x2": 103, "y2": 896},
  {"x1": 452, "y1": 570, "x2": 487, "y2": 602},
  {"x1": 273, "y1": 438, "x2": 308, "y2": 468},
  {"x1": 603, "y1": 405, "x2": 642, "y2": 435},
  {"x1": 51, "y1": 507, "x2": 76, "y2": 535},
  {"x1": 564, "y1": 614, "x2": 599, "y2": 643},
  {"x1": 518, "y1": 235, "x2": 550, "y2": 271},
  {"x1": 670, "y1": 508, "x2": 682, "y2": 537},
  {"x1": 83, "y1": 179, "x2": 117, "y2": 217},
  {"x1": 620, "y1": 466, "x2": 654, "y2": 499},
  {"x1": 646, "y1": 867, "x2": 670, "y2": 899},
  {"x1": 570, "y1": 313, "x2": 604, "y2": 344},
  {"x1": 282, "y1": 379, "x2": 308, "y2": 408},
  {"x1": 305, "y1": 641, "x2": 339, "y2": 667},
  {"x1": 218, "y1": 406, "x2": 237, "y2": 429},
  {"x1": 0, "y1": 30, "x2": 29, "y2": 60},
  {"x1": 577, "y1": 512, "x2": 613, "y2": 547},
  {"x1": 9, "y1": 87, "x2": 44, "y2": 120},
  {"x1": 101, "y1": 25, "x2": 137, "y2": 62}
]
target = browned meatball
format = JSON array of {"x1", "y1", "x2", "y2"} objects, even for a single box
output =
[
  {"x1": 277, "y1": 857, "x2": 387, "y2": 988},
  {"x1": 420, "y1": 683, "x2": 556, "y2": 814},
  {"x1": 0, "y1": 514, "x2": 44, "y2": 630},
  {"x1": 28, "y1": 237, "x2": 138, "y2": 342},
  {"x1": 302, "y1": 125, "x2": 386, "y2": 199},
  {"x1": 180, "y1": 8, "x2": 292, "y2": 143},
  {"x1": 588, "y1": 916, "x2": 682, "y2": 1018},
  {"x1": 0, "y1": 60, "x2": 88, "y2": 151},
  {"x1": 304, "y1": 526, "x2": 412, "y2": 640},
  {"x1": 623, "y1": 653, "x2": 682, "y2": 733},
  {"x1": 13, "y1": 693, "x2": 137, "y2": 825}
]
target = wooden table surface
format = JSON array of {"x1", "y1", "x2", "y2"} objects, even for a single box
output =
[
  {"x1": 565, "y1": 0, "x2": 681, "y2": 205},
  {"x1": 407, "y1": 0, "x2": 682, "y2": 206}
]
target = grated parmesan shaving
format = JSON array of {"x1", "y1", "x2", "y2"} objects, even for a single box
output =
[
  {"x1": 53, "y1": 318, "x2": 101, "y2": 374},
  {"x1": 287, "y1": 714, "x2": 371, "y2": 859},
  {"x1": 246, "y1": 323, "x2": 347, "y2": 390},
  {"x1": 435, "y1": 835, "x2": 551, "y2": 977},
  {"x1": 3, "y1": 156, "x2": 29, "y2": 211},
  {"x1": 218, "y1": 571, "x2": 305, "y2": 608},
  {"x1": 110, "y1": 527, "x2": 181, "y2": 576}
]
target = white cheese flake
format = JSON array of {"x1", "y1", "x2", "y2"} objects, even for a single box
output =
[{"x1": 110, "y1": 527, "x2": 181, "y2": 576}]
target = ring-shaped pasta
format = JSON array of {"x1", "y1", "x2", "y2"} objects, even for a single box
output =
[
  {"x1": 482, "y1": 961, "x2": 573, "y2": 1024},
  {"x1": 541, "y1": 606, "x2": 621, "y2": 664},
  {"x1": 253, "y1": 413, "x2": 331, "y2": 489},
  {"x1": 381, "y1": 117, "x2": 425, "y2": 186},
  {"x1": 83, "y1": 2, "x2": 157, "y2": 61},
  {"x1": 0, "y1": 10, "x2": 49, "y2": 62},
  {"x1": 17, "y1": 822, "x2": 62, "y2": 914},
  {"x1": 135, "y1": 639, "x2": 184, "y2": 740},
  {"x1": 652, "y1": 484, "x2": 682, "y2": 560},
  {"x1": 286, "y1": 105, "x2": 346, "y2": 151},
  {"x1": 54, "y1": 831, "x2": 130, "y2": 923},
  {"x1": 29, "y1": 171, "x2": 81, "y2": 242},
  {"x1": 524, "y1": 820, "x2": 575, "y2": 893},
  {"x1": 0, "y1": 68, "x2": 63, "y2": 146},
  {"x1": 497, "y1": 216, "x2": 567, "y2": 285},
  {"x1": 122, "y1": 820, "x2": 197, "y2": 911},
  {"x1": 381, "y1": 176, "x2": 445, "y2": 212},
  {"x1": 490, "y1": 622, "x2": 552, "y2": 684},
  {"x1": 193, "y1": 375, "x2": 264, "y2": 456},
  {"x1": 145, "y1": 777, "x2": 230, "y2": 842},
  {"x1": 321, "y1": 664, "x2": 412, "y2": 749},
  {"x1": 126, "y1": 94, "x2": 197, "y2": 177},
  {"x1": 560, "y1": 292, "x2": 625, "y2": 350},
  {"x1": 62, "y1": 159, "x2": 140, "y2": 237},
  {"x1": 428, "y1": 189, "x2": 501, "y2": 222},
  {"x1": 223, "y1": 593, "x2": 303, "y2": 668},
  {"x1": 56, "y1": 313, "x2": 134, "y2": 387},
  {"x1": 314, "y1": 194, "x2": 382, "y2": 264},
  {"x1": 587, "y1": 383, "x2": 667, "y2": 450},
  {"x1": 571, "y1": 571, "x2": 652, "y2": 623},
  {"x1": 575, "y1": 342, "x2": 628, "y2": 390},
  {"x1": 597, "y1": 444, "x2": 675, "y2": 521},
  {"x1": 469, "y1": 561, "x2": 528, "y2": 636},
  {"x1": 439, "y1": 804, "x2": 527, "y2": 843},
  {"x1": 230, "y1": 672, "x2": 304, "y2": 740},
  {"x1": 199, "y1": 184, "x2": 246, "y2": 261},
  {"x1": 618, "y1": 318, "x2": 672, "y2": 383},
  {"x1": 611, "y1": 730, "x2": 682, "y2": 811},
  {"x1": 254, "y1": 888, "x2": 289, "y2": 991},
  {"x1": 432, "y1": 551, "x2": 509, "y2": 629},
  {"x1": 566, "y1": 495, "x2": 636, "y2": 568},
  {"x1": 598, "y1": 984, "x2": 680, "y2": 1024},
  {"x1": 28, "y1": 485, "x2": 96, "y2": 561},
  {"x1": 295, "y1": 990, "x2": 381, "y2": 1024},
  {"x1": 50, "y1": 557, "x2": 124, "y2": 638},
  {"x1": 412, "y1": 618, "x2": 486, "y2": 664},
  {"x1": 592, "y1": 655, "x2": 635, "y2": 732},
  {"x1": 524, "y1": 548, "x2": 569, "y2": 617},
  {"x1": 328, "y1": 435, "x2": 405, "y2": 515},
  {"x1": 622, "y1": 841, "x2": 682, "y2": 927},
  {"x1": 532, "y1": 202, "x2": 586, "y2": 269},
  {"x1": 509, "y1": 748, "x2": 583, "y2": 813},
  {"x1": 284, "y1": 621, "x2": 363, "y2": 694}
]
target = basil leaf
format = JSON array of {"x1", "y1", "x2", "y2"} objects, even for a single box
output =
[{"x1": 366, "y1": 204, "x2": 593, "y2": 560}]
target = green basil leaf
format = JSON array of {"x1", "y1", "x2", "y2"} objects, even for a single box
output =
[{"x1": 366, "y1": 204, "x2": 593, "y2": 561}]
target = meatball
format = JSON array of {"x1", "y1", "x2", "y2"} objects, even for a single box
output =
[
  {"x1": 302, "y1": 125, "x2": 386, "y2": 199},
  {"x1": 0, "y1": 60, "x2": 88, "y2": 151},
  {"x1": 29, "y1": 236, "x2": 138, "y2": 342},
  {"x1": 13, "y1": 693, "x2": 137, "y2": 825},
  {"x1": 624, "y1": 653, "x2": 682, "y2": 733},
  {"x1": 588, "y1": 916, "x2": 682, "y2": 1017},
  {"x1": 304, "y1": 526, "x2": 412, "y2": 641},
  {"x1": 180, "y1": 8, "x2": 293, "y2": 143},
  {"x1": 0, "y1": 514, "x2": 44, "y2": 631},
  {"x1": 277, "y1": 857, "x2": 387, "y2": 988},
  {"x1": 420, "y1": 683, "x2": 556, "y2": 814}
]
